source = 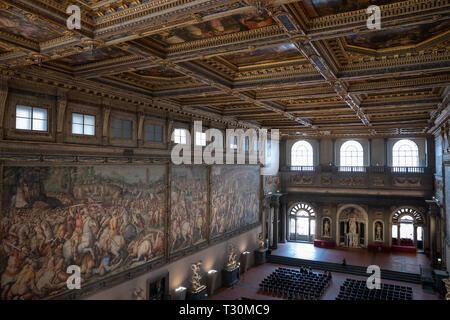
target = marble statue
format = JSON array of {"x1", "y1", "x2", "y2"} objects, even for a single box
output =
[
  {"x1": 190, "y1": 261, "x2": 205, "y2": 292},
  {"x1": 375, "y1": 222, "x2": 383, "y2": 241},
  {"x1": 226, "y1": 244, "x2": 238, "y2": 271},
  {"x1": 323, "y1": 219, "x2": 330, "y2": 237}
]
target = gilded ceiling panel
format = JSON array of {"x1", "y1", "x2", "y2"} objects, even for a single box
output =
[
  {"x1": 150, "y1": 11, "x2": 274, "y2": 45},
  {"x1": 0, "y1": 6, "x2": 62, "y2": 42}
]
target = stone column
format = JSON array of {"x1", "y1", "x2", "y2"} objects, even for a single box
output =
[
  {"x1": 279, "y1": 197, "x2": 287, "y2": 243},
  {"x1": 137, "y1": 110, "x2": 145, "y2": 147},
  {"x1": 56, "y1": 89, "x2": 68, "y2": 143},
  {"x1": 102, "y1": 99, "x2": 111, "y2": 145},
  {"x1": 268, "y1": 204, "x2": 274, "y2": 248},
  {"x1": 430, "y1": 213, "x2": 437, "y2": 266},
  {"x1": 270, "y1": 197, "x2": 280, "y2": 250},
  {"x1": 0, "y1": 76, "x2": 9, "y2": 140}
]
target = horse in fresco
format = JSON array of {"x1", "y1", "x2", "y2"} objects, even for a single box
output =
[{"x1": 62, "y1": 216, "x2": 98, "y2": 264}]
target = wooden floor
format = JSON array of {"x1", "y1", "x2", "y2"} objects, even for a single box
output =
[
  {"x1": 209, "y1": 263, "x2": 440, "y2": 300},
  {"x1": 271, "y1": 242, "x2": 431, "y2": 274}
]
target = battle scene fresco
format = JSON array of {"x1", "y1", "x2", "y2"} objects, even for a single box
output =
[
  {"x1": 152, "y1": 12, "x2": 273, "y2": 45},
  {"x1": 170, "y1": 166, "x2": 208, "y2": 254},
  {"x1": 0, "y1": 165, "x2": 166, "y2": 300},
  {"x1": 211, "y1": 166, "x2": 260, "y2": 238},
  {"x1": 345, "y1": 20, "x2": 450, "y2": 50}
]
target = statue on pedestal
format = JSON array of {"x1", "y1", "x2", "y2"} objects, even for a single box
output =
[
  {"x1": 258, "y1": 233, "x2": 265, "y2": 250},
  {"x1": 190, "y1": 261, "x2": 206, "y2": 293},
  {"x1": 226, "y1": 244, "x2": 238, "y2": 271}
]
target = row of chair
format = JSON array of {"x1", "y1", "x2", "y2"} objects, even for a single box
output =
[
  {"x1": 259, "y1": 267, "x2": 331, "y2": 300},
  {"x1": 336, "y1": 278, "x2": 413, "y2": 300}
]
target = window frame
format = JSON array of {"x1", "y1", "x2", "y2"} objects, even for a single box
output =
[
  {"x1": 392, "y1": 139, "x2": 419, "y2": 167},
  {"x1": 339, "y1": 140, "x2": 364, "y2": 168},
  {"x1": 15, "y1": 105, "x2": 48, "y2": 132},
  {"x1": 291, "y1": 140, "x2": 314, "y2": 167},
  {"x1": 112, "y1": 118, "x2": 133, "y2": 140},
  {"x1": 195, "y1": 131, "x2": 206, "y2": 146},
  {"x1": 173, "y1": 128, "x2": 188, "y2": 145},
  {"x1": 145, "y1": 123, "x2": 164, "y2": 143},
  {"x1": 71, "y1": 112, "x2": 96, "y2": 136}
]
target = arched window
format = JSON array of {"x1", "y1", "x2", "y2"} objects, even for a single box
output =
[
  {"x1": 392, "y1": 139, "x2": 419, "y2": 167},
  {"x1": 391, "y1": 207, "x2": 424, "y2": 249},
  {"x1": 340, "y1": 140, "x2": 363, "y2": 167},
  {"x1": 291, "y1": 141, "x2": 313, "y2": 167},
  {"x1": 289, "y1": 203, "x2": 316, "y2": 242}
]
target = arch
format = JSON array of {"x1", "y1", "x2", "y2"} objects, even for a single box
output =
[
  {"x1": 390, "y1": 207, "x2": 425, "y2": 249},
  {"x1": 340, "y1": 140, "x2": 363, "y2": 167},
  {"x1": 391, "y1": 207, "x2": 424, "y2": 225},
  {"x1": 336, "y1": 204, "x2": 369, "y2": 248},
  {"x1": 291, "y1": 140, "x2": 313, "y2": 167},
  {"x1": 289, "y1": 202, "x2": 316, "y2": 217},
  {"x1": 288, "y1": 202, "x2": 316, "y2": 242},
  {"x1": 392, "y1": 139, "x2": 419, "y2": 167}
]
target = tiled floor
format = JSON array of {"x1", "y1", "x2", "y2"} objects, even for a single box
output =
[
  {"x1": 272, "y1": 242, "x2": 431, "y2": 274},
  {"x1": 209, "y1": 263, "x2": 440, "y2": 300}
]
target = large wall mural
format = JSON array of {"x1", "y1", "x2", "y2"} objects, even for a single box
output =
[
  {"x1": 0, "y1": 163, "x2": 261, "y2": 299},
  {"x1": 0, "y1": 165, "x2": 166, "y2": 300},
  {"x1": 211, "y1": 166, "x2": 260, "y2": 238},
  {"x1": 170, "y1": 166, "x2": 208, "y2": 254}
]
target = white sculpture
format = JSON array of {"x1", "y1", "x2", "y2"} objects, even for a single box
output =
[
  {"x1": 323, "y1": 219, "x2": 330, "y2": 237},
  {"x1": 375, "y1": 222, "x2": 383, "y2": 241}
]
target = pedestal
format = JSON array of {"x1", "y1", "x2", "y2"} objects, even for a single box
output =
[
  {"x1": 222, "y1": 267, "x2": 240, "y2": 287},
  {"x1": 206, "y1": 270, "x2": 218, "y2": 296},
  {"x1": 240, "y1": 252, "x2": 251, "y2": 274},
  {"x1": 186, "y1": 286, "x2": 207, "y2": 300},
  {"x1": 254, "y1": 249, "x2": 267, "y2": 266}
]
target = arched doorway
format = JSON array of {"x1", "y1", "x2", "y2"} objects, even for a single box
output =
[
  {"x1": 288, "y1": 203, "x2": 316, "y2": 242},
  {"x1": 336, "y1": 205, "x2": 368, "y2": 248},
  {"x1": 391, "y1": 207, "x2": 424, "y2": 249}
]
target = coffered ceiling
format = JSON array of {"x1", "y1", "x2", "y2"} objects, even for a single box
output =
[{"x1": 0, "y1": 0, "x2": 449, "y2": 138}]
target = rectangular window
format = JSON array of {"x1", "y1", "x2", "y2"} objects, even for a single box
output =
[
  {"x1": 230, "y1": 136, "x2": 238, "y2": 149},
  {"x1": 72, "y1": 113, "x2": 95, "y2": 136},
  {"x1": 173, "y1": 128, "x2": 187, "y2": 144},
  {"x1": 195, "y1": 131, "x2": 206, "y2": 146},
  {"x1": 145, "y1": 124, "x2": 163, "y2": 142},
  {"x1": 16, "y1": 105, "x2": 47, "y2": 131},
  {"x1": 112, "y1": 118, "x2": 132, "y2": 139}
]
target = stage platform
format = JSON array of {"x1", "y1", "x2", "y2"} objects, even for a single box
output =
[{"x1": 269, "y1": 242, "x2": 432, "y2": 282}]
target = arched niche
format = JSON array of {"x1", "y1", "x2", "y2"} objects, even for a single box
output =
[{"x1": 336, "y1": 204, "x2": 369, "y2": 248}]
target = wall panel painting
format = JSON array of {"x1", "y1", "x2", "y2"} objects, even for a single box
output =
[
  {"x1": 0, "y1": 165, "x2": 166, "y2": 300},
  {"x1": 211, "y1": 165, "x2": 260, "y2": 238},
  {"x1": 170, "y1": 166, "x2": 208, "y2": 254}
]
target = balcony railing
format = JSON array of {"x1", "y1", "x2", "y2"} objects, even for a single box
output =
[
  {"x1": 287, "y1": 165, "x2": 428, "y2": 174},
  {"x1": 391, "y1": 166, "x2": 425, "y2": 174},
  {"x1": 290, "y1": 166, "x2": 315, "y2": 172},
  {"x1": 338, "y1": 166, "x2": 366, "y2": 173}
]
